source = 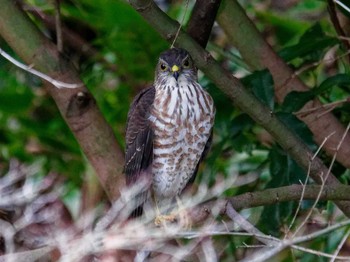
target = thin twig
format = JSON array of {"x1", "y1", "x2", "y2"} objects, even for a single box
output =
[
  {"x1": 292, "y1": 123, "x2": 350, "y2": 237},
  {"x1": 291, "y1": 243, "x2": 349, "y2": 260},
  {"x1": 330, "y1": 227, "x2": 350, "y2": 262},
  {"x1": 283, "y1": 49, "x2": 350, "y2": 89},
  {"x1": 294, "y1": 219, "x2": 350, "y2": 244},
  {"x1": 0, "y1": 47, "x2": 82, "y2": 88},
  {"x1": 334, "y1": 0, "x2": 350, "y2": 13},
  {"x1": 53, "y1": 0, "x2": 63, "y2": 52},
  {"x1": 240, "y1": 218, "x2": 350, "y2": 262},
  {"x1": 287, "y1": 131, "x2": 335, "y2": 235},
  {"x1": 171, "y1": 0, "x2": 190, "y2": 48},
  {"x1": 295, "y1": 98, "x2": 349, "y2": 117}
]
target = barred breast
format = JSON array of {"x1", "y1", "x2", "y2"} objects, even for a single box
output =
[{"x1": 149, "y1": 77, "x2": 215, "y2": 202}]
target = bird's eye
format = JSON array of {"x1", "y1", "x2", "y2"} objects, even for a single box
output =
[
  {"x1": 160, "y1": 63, "x2": 167, "y2": 71},
  {"x1": 183, "y1": 59, "x2": 190, "y2": 68}
]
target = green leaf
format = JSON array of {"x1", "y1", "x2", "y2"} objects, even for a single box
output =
[
  {"x1": 315, "y1": 73, "x2": 350, "y2": 95},
  {"x1": 228, "y1": 114, "x2": 255, "y2": 152},
  {"x1": 282, "y1": 74, "x2": 350, "y2": 112},
  {"x1": 256, "y1": 10, "x2": 310, "y2": 45},
  {"x1": 277, "y1": 112, "x2": 316, "y2": 149},
  {"x1": 279, "y1": 23, "x2": 339, "y2": 62},
  {"x1": 258, "y1": 202, "x2": 295, "y2": 236},
  {"x1": 230, "y1": 114, "x2": 254, "y2": 137},
  {"x1": 281, "y1": 90, "x2": 314, "y2": 113},
  {"x1": 242, "y1": 69, "x2": 275, "y2": 110},
  {"x1": 258, "y1": 147, "x2": 306, "y2": 235},
  {"x1": 267, "y1": 146, "x2": 306, "y2": 187},
  {"x1": 0, "y1": 74, "x2": 34, "y2": 114}
]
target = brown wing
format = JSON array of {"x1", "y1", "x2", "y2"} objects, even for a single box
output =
[{"x1": 125, "y1": 86, "x2": 155, "y2": 217}]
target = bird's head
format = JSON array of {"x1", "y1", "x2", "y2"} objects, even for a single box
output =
[{"x1": 155, "y1": 48, "x2": 197, "y2": 85}]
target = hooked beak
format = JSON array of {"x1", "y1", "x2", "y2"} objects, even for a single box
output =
[{"x1": 171, "y1": 65, "x2": 180, "y2": 81}]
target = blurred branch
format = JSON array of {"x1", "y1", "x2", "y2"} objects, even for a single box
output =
[
  {"x1": 0, "y1": 246, "x2": 54, "y2": 262},
  {"x1": 217, "y1": 0, "x2": 350, "y2": 169},
  {"x1": 187, "y1": 0, "x2": 221, "y2": 48},
  {"x1": 236, "y1": 204, "x2": 350, "y2": 262},
  {"x1": 128, "y1": 0, "x2": 350, "y2": 217},
  {"x1": 0, "y1": 0, "x2": 125, "y2": 201},
  {"x1": 2, "y1": 164, "x2": 350, "y2": 260}
]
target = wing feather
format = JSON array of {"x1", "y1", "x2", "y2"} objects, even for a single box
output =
[{"x1": 125, "y1": 86, "x2": 155, "y2": 216}]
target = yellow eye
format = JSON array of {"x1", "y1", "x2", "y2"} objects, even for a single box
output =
[
  {"x1": 183, "y1": 59, "x2": 190, "y2": 68},
  {"x1": 160, "y1": 63, "x2": 167, "y2": 71}
]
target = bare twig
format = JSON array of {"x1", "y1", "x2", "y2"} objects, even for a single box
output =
[
  {"x1": 288, "y1": 49, "x2": 350, "y2": 88},
  {"x1": 293, "y1": 122, "x2": 350, "y2": 237},
  {"x1": 287, "y1": 131, "x2": 335, "y2": 235},
  {"x1": 171, "y1": 0, "x2": 190, "y2": 48},
  {"x1": 53, "y1": 0, "x2": 63, "y2": 52},
  {"x1": 240, "y1": 217, "x2": 350, "y2": 261},
  {"x1": 295, "y1": 98, "x2": 349, "y2": 117},
  {"x1": 334, "y1": 0, "x2": 350, "y2": 13},
  {"x1": 0, "y1": 47, "x2": 82, "y2": 88},
  {"x1": 330, "y1": 227, "x2": 350, "y2": 262},
  {"x1": 0, "y1": 246, "x2": 54, "y2": 262}
]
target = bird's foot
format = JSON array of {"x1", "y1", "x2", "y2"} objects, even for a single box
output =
[
  {"x1": 154, "y1": 210, "x2": 191, "y2": 229},
  {"x1": 154, "y1": 213, "x2": 177, "y2": 226}
]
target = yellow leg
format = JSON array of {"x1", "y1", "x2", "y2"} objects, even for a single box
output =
[{"x1": 154, "y1": 196, "x2": 191, "y2": 229}]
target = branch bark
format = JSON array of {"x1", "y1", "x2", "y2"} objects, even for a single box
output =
[
  {"x1": 217, "y1": 0, "x2": 350, "y2": 169},
  {"x1": 187, "y1": 0, "x2": 222, "y2": 48},
  {"x1": 189, "y1": 184, "x2": 350, "y2": 224},
  {"x1": 0, "y1": 0, "x2": 124, "y2": 201},
  {"x1": 128, "y1": 0, "x2": 350, "y2": 217}
]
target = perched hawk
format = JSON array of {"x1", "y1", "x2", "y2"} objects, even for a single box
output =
[{"x1": 125, "y1": 48, "x2": 215, "y2": 218}]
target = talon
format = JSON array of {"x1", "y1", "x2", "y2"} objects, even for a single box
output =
[{"x1": 154, "y1": 214, "x2": 177, "y2": 226}]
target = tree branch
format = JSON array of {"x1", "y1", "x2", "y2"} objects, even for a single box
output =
[
  {"x1": 187, "y1": 0, "x2": 222, "y2": 48},
  {"x1": 128, "y1": 0, "x2": 350, "y2": 217},
  {"x1": 328, "y1": 0, "x2": 350, "y2": 62},
  {"x1": 230, "y1": 184, "x2": 350, "y2": 210},
  {"x1": 188, "y1": 184, "x2": 350, "y2": 224},
  {"x1": 0, "y1": 0, "x2": 124, "y2": 201},
  {"x1": 217, "y1": 0, "x2": 350, "y2": 169}
]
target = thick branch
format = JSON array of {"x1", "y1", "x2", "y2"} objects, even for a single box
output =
[
  {"x1": 128, "y1": 0, "x2": 350, "y2": 217},
  {"x1": 187, "y1": 0, "x2": 222, "y2": 48},
  {"x1": 229, "y1": 184, "x2": 350, "y2": 210},
  {"x1": 217, "y1": 0, "x2": 350, "y2": 169},
  {"x1": 0, "y1": 0, "x2": 124, "y2": 201},
  {"x1": 189, "y1": 184, "x2": 350, "y2": 224}
]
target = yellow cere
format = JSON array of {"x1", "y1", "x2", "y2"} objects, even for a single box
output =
[{"x1": 171, "y1": 65, "x2": 179, "y2": 72}]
